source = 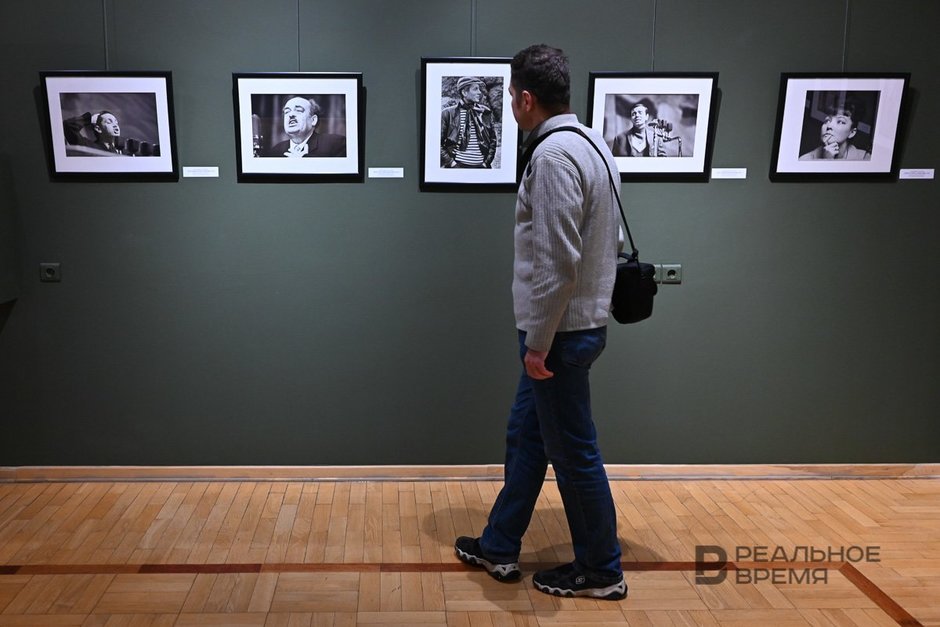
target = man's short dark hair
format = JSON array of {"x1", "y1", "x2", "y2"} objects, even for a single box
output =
[
  {"x1": 510, "y1": 44, "x2": 570, "y2": 112},
  {"x1": 284, "y1": 95, "x2": 322, "y2": 117},
  {"x1": 93, "y1": 110, "x2": 116, "y2": 137},
  {"x1": 630, "y1": 98, "x2": 657, "y2": 118}
]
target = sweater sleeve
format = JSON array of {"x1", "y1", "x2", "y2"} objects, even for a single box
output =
[
  {"x1": 63, "y1": 112, "x2": 94, "y2": 146},
  {"x1": 523, "y1": 150, "x2": 584, "y2": 351}
]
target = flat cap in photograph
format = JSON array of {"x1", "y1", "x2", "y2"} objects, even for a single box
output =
[{"x1": 456, "y1": 76, "x2": 485, "y2": 92}]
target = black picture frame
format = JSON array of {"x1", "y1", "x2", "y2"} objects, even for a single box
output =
[
  {"x1": 39, "y1": 71, "x2": 179, "y2": 181},
  {"x1": 420, "y1": 57, "x2": 520, "y2": 192},
  {"x1": 769, "y1": 73, "x2": 910, "y2": 182},
  {"x1": 233, "y1": 72, "x2": 365, "y2": 183},
  {"x1": 587, "y1": 72, "x2": 719, "y2": 182}
]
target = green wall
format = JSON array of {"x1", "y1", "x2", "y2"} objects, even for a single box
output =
[{"x1": 1, "y1": 0, "x2": 937, "y2": 465}]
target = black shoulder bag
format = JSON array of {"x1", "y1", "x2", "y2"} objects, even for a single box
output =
[{"x1": 520, "y1": 126, "x2": 657, "y2": 324}]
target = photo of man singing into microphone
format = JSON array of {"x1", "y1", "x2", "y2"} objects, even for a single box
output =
[
  {"x1": 604, "y1": 94, "x2": 699, "y2": 158},
  {"x1": 60, "y1": 92, "x2": 161, "y2": 157}
]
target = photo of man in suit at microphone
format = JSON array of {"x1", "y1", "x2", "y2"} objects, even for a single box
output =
[
  {"x1": 603, "y1": 94, "x2": 699, "y2": 158},
  {"x1": 249, "y1": 94, "x2": 347, "y2": 159},
  {"x1": 59, "y1": 92, "x2": 161, "y2": 157}
]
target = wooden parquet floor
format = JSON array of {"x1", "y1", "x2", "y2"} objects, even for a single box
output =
[{"x1": 0, "y1": 478, "x2": 937, "y2": 626}]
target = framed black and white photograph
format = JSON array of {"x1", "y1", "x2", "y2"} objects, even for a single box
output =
[
  {"x1": 770, "y1": 73, "x2": 910, "y2": 181},
  {"x1": 233, "y1": 73, "x2": 363, "y2": 182},
  {"x1": 420, "y1": 58, "x2": 519, "y2": 191},
  {"x1": 40, "y1": 71, "x2": 178, "y2": 181},
  {"x1": 588, "y1": 72, "x2": 718, "y2": 182}
]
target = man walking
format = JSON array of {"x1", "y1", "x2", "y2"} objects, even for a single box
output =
[{"x1": 455, "y1": 44, "x2": 626, "y2": 601}]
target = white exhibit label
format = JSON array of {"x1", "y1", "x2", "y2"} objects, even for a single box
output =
[
  {"x1": 711, "y1": 168, "x2": 748, "y2": 179},
  {"x1": 183, "y1": 166, "x2": 220, "y2": 178},
  {"x1": 899, "y1": 169, "x2": 935, "y2": 180},
  {"x1": 368, "y1": 167, "x2": 404, "y2": 179}
]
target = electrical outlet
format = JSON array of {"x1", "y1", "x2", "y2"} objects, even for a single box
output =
[
  {"x1": 661, "y1": 264, "x2": 682, "y2": 284},
  {"x1": 652, "y1": 264, "x2": 663, "y2": 283},
  {"x1": 39, "y1": 263, "x2": 61, "y2": 283}
]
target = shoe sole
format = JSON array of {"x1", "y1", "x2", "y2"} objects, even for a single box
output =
[
  {"x1": 455, "y1": 546, "x2": 521, "y2": 582},
  {"x1": 533, "y1": 579, "x2": 627, "y2": 600}
]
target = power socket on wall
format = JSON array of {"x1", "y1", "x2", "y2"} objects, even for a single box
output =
[
  {"x1": 39, "y1": 263, "x2": 61, "y2": 282},
  {"x1": 661, "y1": 264, "x2": 682, "y2": 284},
  {"x1": 652, "y1": 263, "x2": 682, "y2": 284}
]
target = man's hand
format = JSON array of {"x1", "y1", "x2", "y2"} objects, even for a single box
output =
[{"x1": 524, "y1": 349, "x2": 553, "y2": 380}]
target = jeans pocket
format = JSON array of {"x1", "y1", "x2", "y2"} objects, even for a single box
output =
[{"x1": 559, "y1": 329, "x2": 607, "y2": 369}]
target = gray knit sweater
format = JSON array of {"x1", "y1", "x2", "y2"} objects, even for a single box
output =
[{"x1": 513, "y1": 113, "x2": 620, "y2": 352}]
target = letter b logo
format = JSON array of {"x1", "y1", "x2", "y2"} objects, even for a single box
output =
[{"x1": 695, "y1": 545, "x2": 727, "y2": 585}]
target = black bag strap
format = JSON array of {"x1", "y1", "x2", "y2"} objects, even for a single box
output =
[{"x1": 519, "y1": 125, "x2": 639, "y2": 260}]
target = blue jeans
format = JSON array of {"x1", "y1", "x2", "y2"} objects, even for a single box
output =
[{"x1": 480, "y1": 327, "x2": 622, "y2": 581}]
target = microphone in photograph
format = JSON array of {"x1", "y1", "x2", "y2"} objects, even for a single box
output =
[
  {"x1": 649, "y1": 119, "x2": 673, "y2": 132},
  {"x1": 124, "y1": 138, "x2": 140, "y2": 156},
  {"x1": 251, "y1": 114, "x2": 263, "y2": 157},
  {"x1": 649, "y1": 119, "x2": 682, "y2": 157}
]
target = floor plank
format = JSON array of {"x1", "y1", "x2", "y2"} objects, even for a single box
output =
[{"x1": 0, "y1": 478, "x2": 935, "y2": 626}]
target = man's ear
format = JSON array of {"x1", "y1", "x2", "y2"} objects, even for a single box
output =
[
  {"x1": 522, "y1": 90, "x2": 535, "y2": 112},
  {"x1": 310, "y1": 114, "x2": 318, "y2": 129}
]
